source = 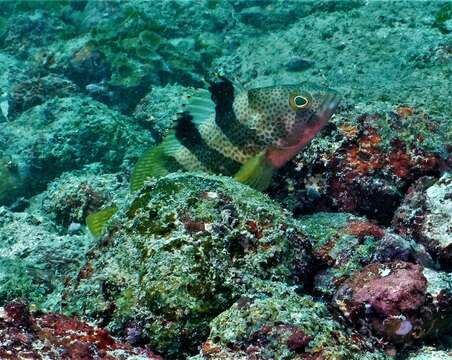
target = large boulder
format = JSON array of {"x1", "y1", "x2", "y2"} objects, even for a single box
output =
[{"x1": 63, "y1": 173, "x2": 314, "y2": 358}]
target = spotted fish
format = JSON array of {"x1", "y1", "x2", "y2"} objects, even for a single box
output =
[
  {"x1": 87, "y1": 77, "x2": 339, "y2": 237},
  {"x1": 131, "y1": 77, "x2": 339, "y2": 192}
]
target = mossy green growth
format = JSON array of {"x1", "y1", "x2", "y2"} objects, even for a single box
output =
[
  {"x1": 189, "y1": 281, "x2": 388, "y2": 360},
  {"x1": 63, "y1": 173, "x2": 313, "y2": 358},
  {"x1": 109, "y1": 57, "x2": 150, "y2": 88},
  {"x1": 300, "y1": 212, "x2": 353, "y2": 245},
  {"x1": 434, "y1": 3, "x2": 452, "y2": 34}
]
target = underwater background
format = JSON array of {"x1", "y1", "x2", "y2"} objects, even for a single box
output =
[{"x1": 0, "y1": 0, "x2": 451, "y2": 359}]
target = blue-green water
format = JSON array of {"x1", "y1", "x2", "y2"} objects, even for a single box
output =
[{"x1": 0, "y1": 1, "x2": 450, "y2": 359}]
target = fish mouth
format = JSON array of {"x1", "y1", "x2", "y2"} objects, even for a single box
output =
[{"x1": 317, "y1": 92, "x2": 340, "y2": 123}]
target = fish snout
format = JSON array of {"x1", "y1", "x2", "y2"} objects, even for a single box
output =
[{"x1": 318, "y1": 93, "x2": 340, "y2": 122}]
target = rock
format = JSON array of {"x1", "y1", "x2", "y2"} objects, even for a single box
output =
[
  {"x1": 34, "y1": 166, "x2": 127, "y2": 229},
  {"x1": 0, "y1": 53, "x2": 29, "y2": 121},
  {"x1": 65, "y1": 45, "x2": 112, "y2": 88},
  {"x1": 0, "y1": 207, "x2": 93, "y2": 308},
  {"x1": 334, "y1": 261, "x2": 452, "y2": 346},
  {"x1": 372, "y1": 231, "x2": 433, "y2": 267},
  {"x1": 302, "y1": 212, "x2": 432, "y2": 298},
  {"x1": 133, "y1": 84, "x2": 188, "y2": 137},
  {"x1": 0, "y1": 7, "x2": 70, "y2": 58},
  {"x1": 392, "y1": 174, "x2": 452, "y2": 269},
  {"x1": 407, "y1": 346, "x2": 452, "y2": 360},
  {"x1": 191, "y1": 281, "x2": 387, "y2": 360},
  {"x1": 434, "y1": 3, "x2": 452, "y2": 34},
  {"x1": 63, "y1": 173, "x2": 314, "y2": 358},
  {"x1": 0, "y1": 96, "x2": 152, "y2": 205},
  {"x1": 270, "y1": 108, "x2": 448, "y2": 225},
  {"x1": 285, "y1": 57, "x2": 314, "y2": 72},
  {"x1": 0, "y1": 300, "x2": 162, "y2": 359},
  {"x1": 8, "y1": 74, "x2": 79, "y2": 118}
]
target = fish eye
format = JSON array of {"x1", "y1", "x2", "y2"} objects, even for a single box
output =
[{"x1": 289, "y1": 94, "x2": 309, "y2": 110}]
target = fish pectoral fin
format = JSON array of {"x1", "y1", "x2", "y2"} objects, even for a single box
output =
[
  {"x1": 234, "y1": 151, "x2": 274, "y2": 191},
  {"x1": 130, "y1": 134, "x2": 182, "y2": 192},
  {"x1": 86, "y1": 206, "x2": 118, "y2": 238}
]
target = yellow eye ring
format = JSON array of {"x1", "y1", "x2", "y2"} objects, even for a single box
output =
[{"x1": 289, "y1": 94, "x2": 309, "y2": 110}]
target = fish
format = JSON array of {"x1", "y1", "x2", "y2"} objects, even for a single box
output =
[
  {"x1": 131, "y1": 77, "x2": 339, "y2": 191},
  {"x1": 86, "y1": 77, "x2": 339, "y2": 236}
]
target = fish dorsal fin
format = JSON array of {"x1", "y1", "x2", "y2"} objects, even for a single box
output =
[
  {"x1": 234, "y1": 151, "x2": 274, "y2": 191},
  {"x1": 86, "y1": 206, "x2": 118, "y2": 238},
  {"x1": 180, "y1": 88, "x2": 215, "y2": 125}
]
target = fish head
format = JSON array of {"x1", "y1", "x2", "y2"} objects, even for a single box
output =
[{"x1": 245, "y1": 83, "x2": 339, "y2": 168}]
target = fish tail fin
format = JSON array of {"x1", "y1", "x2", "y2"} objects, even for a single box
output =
[
  {"x1": 130, "y1": 134, "x2": 182, "y2": 192},
  {"x1": 234, "y1": 151, "x2": 274, "y2": 191},
  {"x1": 86, "y1": 206, "x2": 118, "y2": 238}
]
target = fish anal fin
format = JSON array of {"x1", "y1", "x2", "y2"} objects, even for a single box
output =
[
  {"x1": 234, "y1": 151, "x2": 274, "y2": 191},
  {"x1": 86, "y1": 206, "x2": 118, "y2": 238}
]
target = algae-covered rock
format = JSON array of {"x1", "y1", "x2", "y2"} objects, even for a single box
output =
[
  {"x1": 7, "y1": 74, "x2": 79, "y2": 118},
  {"x1": 64, "y1": 173, "x2": 314, "y2": 358},
  {"x1": 407, "y1": 346, "x2": 452, "y2": 360},
  {"x1": 270, "y1": 107, "x2": 449, "y2": 225},
  {"x1": 0, "y1": 52, "x2": 28, "y2": 121},
  {"x1": 334, "y1": 261, "x2": 452, "y2": 346},
  {"x1": 32, "y1": 165, "x2": 128, "y2": 231},
  {"x1": 434, "y1": 3, "x2": 452, "y2": 34},
  {"x1": 0, "y1": 96, "x2": 152, "y2": 206},
  {"x1": 0, "y1": 207, "x2": 93, "y2": 310},
  {"x1": 300, "y1": 212, "x2": 383, "y2": 296},
  {"x1": 191, "y1": 281, "x2": 387, "y2": 360},
  {"x1": 133, "y1": 84, "x2": 188, "y2": 137},
  {"x1": 298, "y1": 212, "x2": 430, "y2": 297},
  {"x1": 392, "y1": 174, "x2": 452, "y2": 269}
]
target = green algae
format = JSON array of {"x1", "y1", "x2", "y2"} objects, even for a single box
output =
[
  {"x1": 299, "y1": 212, "x2": 352, "y2": 244},
  {"x1": 84, "y1": 3, "x2": 211, "y2": 88}
]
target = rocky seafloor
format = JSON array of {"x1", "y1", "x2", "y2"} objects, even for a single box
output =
[{"x1": 0, "y1": 1, "x2": 451, "y2": 359}]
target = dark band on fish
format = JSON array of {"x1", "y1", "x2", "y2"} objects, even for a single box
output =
[
  {"x1": 175, "y1": 112, "x2": 242, "y2": 175},
  {"x1": 209, "y1": 77, "x2": 264, "y2": 148},
  {"x1": 162, "y1": 154, "x2": 185, "y2": 173}
]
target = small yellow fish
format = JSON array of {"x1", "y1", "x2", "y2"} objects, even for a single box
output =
[{"x1": 87, "y1": 77, "x2": 339, "y2": 237}]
